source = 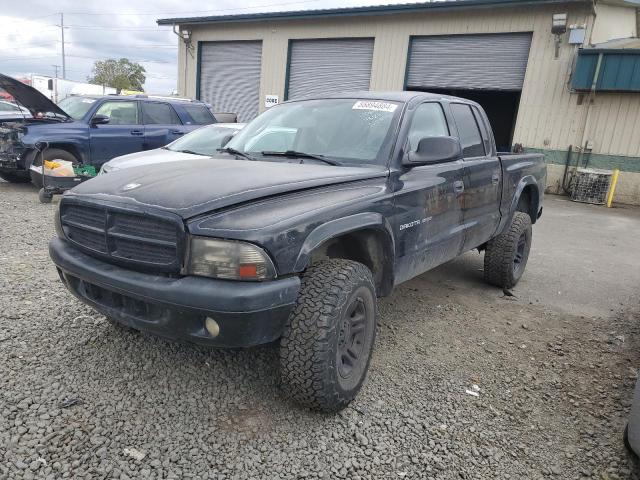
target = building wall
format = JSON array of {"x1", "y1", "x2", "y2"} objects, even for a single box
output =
[
  {"x1": 176, "y1": 3, "x2": 640, "y2": 204},
  {"x1": 590, "y1": 3, "x2": 637, "y2": 44}
]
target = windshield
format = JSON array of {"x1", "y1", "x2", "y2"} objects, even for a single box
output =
[
  {"x1": 167, "y1": 125, "x2": 241, "y2": 156},
  {"x1": 225, "y1": 99, "x2": 402, "y2": 165},
  {"x1": 57, "y1": 96, "x2": 97, "y2": 120}
]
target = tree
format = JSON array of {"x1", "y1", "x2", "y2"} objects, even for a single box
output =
[{"x1": 88, "y1": 58, "x2": 146, "y2": 92}]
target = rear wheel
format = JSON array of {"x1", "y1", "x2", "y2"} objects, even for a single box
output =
[
  {"x1": 29, "y1": 148, "x2": 79, "y2": 188},
  {"x1": 0, "y1": 171, "x2": 31, "y2": 183},
  {"x1": 484, "y1": 211, "x2": 532, "y2": 289},
  {"x1": 279, "y1": 259, "x2": 377, "y2": 412}
]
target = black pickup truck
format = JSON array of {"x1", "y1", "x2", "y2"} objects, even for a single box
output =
[{"x1": 49, "y1": 92, "x2": 545, "y2": 411}]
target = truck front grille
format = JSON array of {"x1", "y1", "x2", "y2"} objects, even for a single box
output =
[{"x1": 60, "y1": 201, "x2": 184, "y2": 273}]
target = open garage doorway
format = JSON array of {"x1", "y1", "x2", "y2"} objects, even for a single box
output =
[
  {"x1": 412, "y1": 88, "x2": 521, "y2": 152},
  {"x1": 404, "y1": 32, "x2": 532, "y2": 152}
]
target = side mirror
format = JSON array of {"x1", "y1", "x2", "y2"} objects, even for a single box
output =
[
  {"x1": 404, "y1": 136, "x2": 462, "y2": 166},
  {"x1": 219, "y1": 134, "x2": 234, "y2": 147},
  {"x1": 90, "y1": 114, "x2": 110, "y2": 126}
]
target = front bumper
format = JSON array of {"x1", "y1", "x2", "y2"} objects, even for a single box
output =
[{"x1": 49, "y1": 237, "x2": 300, "y2": 347}]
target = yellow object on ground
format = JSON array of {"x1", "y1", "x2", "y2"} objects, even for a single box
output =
[{"x1": 606, "y1": 169, "x2": 620, "y2": 207}]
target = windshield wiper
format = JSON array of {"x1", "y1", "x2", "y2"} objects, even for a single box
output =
[
  {"x1": 217, "y1": 146, "x2": 256, "y2": 161},
  {"x1": 174, "y1": 149, "x2": 206, "y2": 156},
  {"x1": 261, "y1": 150, "x2": 340, "y2": 166}
]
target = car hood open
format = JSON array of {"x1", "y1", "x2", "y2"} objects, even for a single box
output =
[
  {"x1": 66, "y1": 157, "x2": 388, "y2": 219},
  {"x1": 0, "y1": 73, "x2": 71, "y2": 119}
]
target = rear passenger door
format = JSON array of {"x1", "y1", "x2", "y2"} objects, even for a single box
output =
[
  {"x1": 141, "y1": 102, "x2": 186, "y2": 150},
  {"x1": 393, "y1": 102, "x2": 466, "y2": 284},
  {"x1": 450, "y1": 103, "x2": 502, "y2": 251}
]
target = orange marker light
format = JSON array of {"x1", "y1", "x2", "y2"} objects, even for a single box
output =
[{"x1": 239, "y1": 264, "x2": 258, "y2": 278}]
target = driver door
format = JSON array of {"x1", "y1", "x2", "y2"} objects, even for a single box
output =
[
  {"x1": 89, "y1": 100, "x2": 144, "y2": 166},
  {"x1": 393, "y1": 102, "x2": 465, "y2": 284}
]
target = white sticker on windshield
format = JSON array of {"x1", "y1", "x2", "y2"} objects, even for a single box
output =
[
  {"x1": 81, "y1": 99, "x2": 96, "y2": 103},
  {"x1": 352, "y1": 101, "x2": 398, "y2": 112}
]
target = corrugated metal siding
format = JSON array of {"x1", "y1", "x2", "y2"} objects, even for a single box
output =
[
  {"x1": 585, "y1": 94, "x2": 640, "y2": 157},
  {"x1": 199, "y1": 41, "x2": 262, "y2": 122},
  {"x1": 286, "y1": 38, "x2": 374, "y2": 99},
  {"x1": 181, "y1": 4, "x2": 640, "y2": 157},
  {"x1": 406, "y1": 33, "x2": 532, "y2": 91},
  {"x1": 573, "y1": 51, "x2": 640, "y2": 92}
]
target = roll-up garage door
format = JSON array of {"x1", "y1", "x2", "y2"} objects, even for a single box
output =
[
  {"x1": 406, "y1": 33, "x2": 532, "y2": 91},
  {"x1": 199, "y1": 41, "x2": 262, "y2": 122},
  {"x1": 287, "y1": 38, "x2": 374, "y2": 100}
]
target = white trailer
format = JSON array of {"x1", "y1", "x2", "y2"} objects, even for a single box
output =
[{"x1": 28, "y1": 75, "x2": 116, "y2": 102}]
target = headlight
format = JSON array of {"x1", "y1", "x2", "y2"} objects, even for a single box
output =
[
  {"x1": 99, "y1": 163, "x2": 113, "y2": 174},
  {"x1": 186, "y1": 237, "x2": 276, "y2": 281}
]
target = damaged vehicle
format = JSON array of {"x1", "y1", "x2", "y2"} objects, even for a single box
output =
[
  {"x1": 0, "y1": 73, "x2": 217, "y2": 184},
  {"x1": 49, "y1": 92, "x2": 546, "y2": 411}
]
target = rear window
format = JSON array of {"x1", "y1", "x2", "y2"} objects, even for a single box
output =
[
  {"x1": 142, "y1": 102, "x2": 181, "y2": 125},
  {"x1": 182, "y1": 104, "x2": 215, "y2": 125},
  {"x1": 450, "y1": 103, "x2": 485, "y2": 157}
]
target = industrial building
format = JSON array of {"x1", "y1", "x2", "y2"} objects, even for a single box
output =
[{"x1": 158, "y1": 0, "x2": 640, "y2": 205}]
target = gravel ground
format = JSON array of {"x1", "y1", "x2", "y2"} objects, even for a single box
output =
[{"x1": 1, "y1": 181, "x2": 640, "y2": 480}]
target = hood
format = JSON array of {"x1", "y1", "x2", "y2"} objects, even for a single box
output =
[
  {"x1": 67, "y1": 157, "x2": 388, "y2": 219},
  {"x1": 103, "y1": 148, "x2": 204, "y2": 171},
  {"x1": 0, "y1": 74, "x2": 70, "y2": 119}
]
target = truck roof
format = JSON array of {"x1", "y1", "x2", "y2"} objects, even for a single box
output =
[{"x1": 290, "y1": 90, "x2": 480, "y2": 107}]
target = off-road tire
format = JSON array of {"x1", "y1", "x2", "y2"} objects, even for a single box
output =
[
  {"x1": 624, "y1": 423, "x2": 635, "y2": 456},
  {"x1": 30, "y1": 148, "x2": 79, "y2": 188},
  {"x1": 280, "y1": 259, "x2": 377, "y2": 412},
  {"x1": 484, "y1": 211, "x2": 532, "y2": 289},
  {"x1": 0, "y1": 171, "x2": 31, "y2": 183}
]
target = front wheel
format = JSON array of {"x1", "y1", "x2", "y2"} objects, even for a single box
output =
[
  {"x1": 279, "y1": 259, "x2": 377, "y2": 412},
  {"x1": 484, "y1": 211, "x2": 532, "y2": 289}
]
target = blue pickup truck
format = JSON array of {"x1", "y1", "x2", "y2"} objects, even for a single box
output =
[{"x1": 0, "y1": 73, "x2": 216, "y2": 183}]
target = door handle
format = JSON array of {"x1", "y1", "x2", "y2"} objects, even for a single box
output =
[
  {"x1": 453, "y1": 180, "x2": 465, "y2": 194},
  {"x1": 492, "y1": 173, "x2": 500, "y2": 184},
  {"x1": 170, "y1": 130, "x2": 184, "y2": 135},
  {"x1": 130, "y1": 130, "x2": 144, "y2": 136}
]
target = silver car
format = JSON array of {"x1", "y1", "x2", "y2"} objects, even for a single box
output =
[{"x1": 100, "y1": 123, "x2": 244, "y2": 174}]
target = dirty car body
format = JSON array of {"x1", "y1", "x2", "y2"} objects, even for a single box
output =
[{"x1": 49, "y1": 91, "x2": 545, "y2": 410}]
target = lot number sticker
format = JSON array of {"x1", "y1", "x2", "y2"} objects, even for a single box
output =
[
  {"x1": 352, "y1": 101, "x2": 398, "y2": 112},
  {"x1": 265, "y1": 95, "x2": 279, "y2": 108}
]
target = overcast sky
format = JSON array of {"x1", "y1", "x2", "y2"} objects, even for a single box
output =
[{"x1": 0, "y1": 0, "x2": 412, "y2": 94}]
